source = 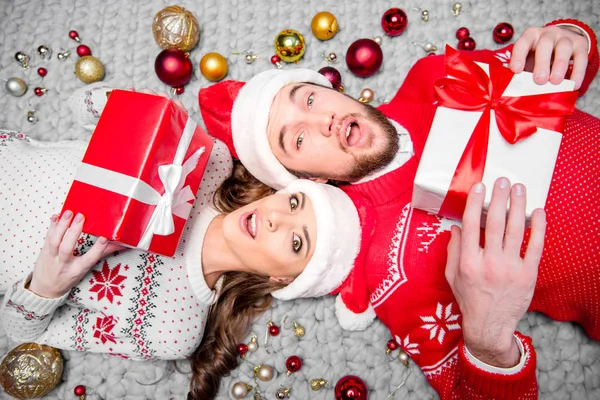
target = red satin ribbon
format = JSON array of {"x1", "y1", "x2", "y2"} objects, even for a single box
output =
[{"x1": 432, "y1": 46, "x2": 578, "y2": 220}]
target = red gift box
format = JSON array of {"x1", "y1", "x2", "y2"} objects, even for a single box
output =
[{"x1": 62, "y1": 90, "x2": 214, "y2": 256}]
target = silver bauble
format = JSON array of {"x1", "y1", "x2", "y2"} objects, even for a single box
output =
[{"x1": 6, "y1": 78, "x2": 27, "y2": 97}]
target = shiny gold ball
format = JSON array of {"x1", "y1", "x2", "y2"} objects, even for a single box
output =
[
  {"x1": 152, "y1": 5, "x2": 200, "y2": 52},
  {"x1": 75, "y1": 56, "x2": 105, "y2": 84},
  {"x1": 359, "y1": 88, "x2": 374, "y2": 104},
  {"x1": 293, "y1": 323, "x2": 305, "y2": 337},
  {"x1": 274, "y1": 29, "x2": 306, "y2": 63},
  {"x1": 0, "y1": 343, "x2": 63, "y2": 399},
  {"x1": 310, "y1": 378, "x2": 327, "y2": 391},
  {"x1": 200, "y1": 52, "x2": 228, "y2": 82},
  {"x1": 311, "y1": 11, "x2": 339, "y2": 41}
]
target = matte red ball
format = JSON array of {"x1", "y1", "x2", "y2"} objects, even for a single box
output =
[
  {"x1": 77, "y1": 44, "x2": 92, "y2": 57},
  {"x1": 74, "y1": 385, "x2": 86, "y2": 396},
  {"x1": 493, "y1": 22, "x2": 514, "y2": 44},
  {"x1": 268, "y1": 324, "x2": 280, "y2": 336},
  {"x1": 456, "y1": 27, "x2": 470, "y2": 40},
  {"x1": 346, "y1": 38, "x2": 383, "y2": 78},
  {"x1": 387, "y1": 339, "x2": 399, "y2": 351},
  {"x1": 334, "y1": 375, "x2": 368, "y2": 400},
  {"x1": 381, "y1": 8, "x2": 408, "y2": 37},
  {"x1": 318, "y1": 66, "x2": 343, "y2": 91},
  {"x1": 286, "y1": 355, "x2": 303, "y2": 373},
  {"x1": 270, "y1": 55, "x2": 281, "y2": 65},
  {"x1": 37, "y1": 67, "x2": 47, "y2": 77},
  {"x1": 237, "y1": 343, "x2": 248, "y2": 356},
  {"x1": 154, "y1": 49, "x2": 193, "y2": 87},
  {"x1": 458, "y1": 36, "x2": 476, "y2": 51},
  {"x1": 173, "y1": 86, "x2": 185, "y2": 95}
]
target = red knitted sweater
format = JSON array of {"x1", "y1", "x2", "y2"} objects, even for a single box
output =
[{"x1": 340, "y1": 19, "x2": 600, "y2": 399}]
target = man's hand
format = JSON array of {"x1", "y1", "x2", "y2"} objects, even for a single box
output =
[
  {"x1": 510, "y1": 25, "x2": 589, "y2": 89},
  {"x1": 445, "y1": 178, "x2": 546, "y2": 367},
  {"x1": 29, "y1": 211, "x2": 124, "y2": 298}
]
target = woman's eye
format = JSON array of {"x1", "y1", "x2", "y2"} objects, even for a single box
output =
[
  {"x1": 290, "y1": 195, "x2": 299, "y2": 211},
  {"x1": 292, "y1": 233, "x2": 302, "y2": 253},
  {"x1": 307, "y1": 94, "x2": 314, "y2": 109},
  {"x1": 296, "y1": 132, "x2": 304, "y2": 149}
]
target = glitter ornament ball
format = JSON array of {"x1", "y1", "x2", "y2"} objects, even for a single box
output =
[
  {"x1": 154, "y1": 49, "x2": 193, "y2": 87},
  {"x1": 0, "y1": 343, "x2": 64, "y2": 399},
  {"x1": 334, "y1": 375, "x2": 368, "y2": 400},
  {"x1": 5, "y1": 77, "x2": 28, "y2": 97},
  {"x1": 152, "y1": 5, "x2": 200, "y2": 51},
  {"x1": 381, "y1": 8, "x2": 408, "y2": 37},
  {"x1": 493, "y1": 22, "x2": 514, "y2": 44},
  {"x1": 346, "y1": 38, "x2": 383, "y2": 78},
  {"x1": 274, "y1": 29, "x2": 306, "y2": 63},
  {"x1": 311, "y1": 11, "x2": 339, "y2": 41},
  {"x1": 318, "y1": 66, "x2": 343, "y2": 91},
  {"x1": 75, "y1": 56, "x2": 105, "y2": 83},
  {"x1": 200, "y1": 52, "x2": 228, "y2": 82}
]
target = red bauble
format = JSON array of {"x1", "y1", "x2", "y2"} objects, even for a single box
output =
[
  {"x1": 493, "y1": 22, "x2": 514, "y2": 44},
  {"x1": 37, "y1": 67, "x2": 47, "y2": 77},
  {"x1": 237, "y1": 343, "x2": 248, "y2": 357},
  {"x1": 285, "y1": 355, "x2": 302, "y2": 373},
  {"x1": 381, "y1": 8, "x2": 408, "y2": 37},
  {"x1": 386, "y1": 339, "x2": 399, "y2": 351},
  {"x1": 77, "y1": 44, "x2": 92, "y2": 57},
  {"x1": 456, "y1": 27, "x2": 470, "y2": 40},
  {"x1": 34, "y1": 87, "x2": 46, "y2": 96},
  {"x1": 458, "y1": 37, "x2": 476, "y2": 51},
  {"x1": 74, "y1": 385, "x2": 86, "y2": 396},
  {"x1": 346, "y1": 38, "x2": 383, "y2": 78},
  {"x1": 318, "y1": 66, "x2": 343, "y2": 91},
  {"x1": 69, "y1": 30, "x2": 81, "y2": 42},
  {"x1": 334, "y1": 376, "x2": 368, "y2": 400},
  {"x1": 270, "y1": 55, "x2": 281, "y2": 65},
  {"x1": 154, "y1": 49, "x2": 193, "y2": 87},
  {"x1": 268, "y1": 324, "x2": 280, "y2": 336},
  {"x1": 173, "y1": 86, "x2": 185, "y2": 95}
]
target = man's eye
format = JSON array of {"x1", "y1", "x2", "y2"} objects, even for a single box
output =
[
  {"x1": 307, "y1": 94, "x2": 314, "y2": 109},
  {"x1": 292, "y1": 233, "x2": 302, "y2": 253},
  {"x1": 290, "y1": 194, "x2": 299, "y2": 211},
  {"x1": 296, "y1": 132, "x2": 304, "y2": 149}
]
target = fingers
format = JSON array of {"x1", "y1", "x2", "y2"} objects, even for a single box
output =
[
  {"x1": 549, "y1": 38, "x2": 573, "y2": 84},
  {"x1": 462, "y1": 182, "x2": 486, "y2": 255},
  {"x1": 510, "y1": 28, "x2": 538, "y2": 73},
  {"x1": 570, "y1": 49, "x2": 588, "y2": 90},
  {"x1": 523, "y1": 208, "x2": 546, "y2": 273},
  {"x1": 79, "y1": 237, "x2": 109, "y2": 270},
  {"x1": 503, "y1": 184, "x2": 527, "y2": 256},
  {"x1": 103, "y1": 242, "x2": 127, "y2": 257},
  {"x1": 47, "y1": 210, "x2": 74, "y2": 252},
  {"x1": 484, "y1": 178, "x2": 511, "y2": 251},
  {"x1": 532, "y1": 34, "x2": 555, "y2": 85},
  {"x1": 445, "y1": 225, "x2": 462, "y2": 286},
  {"x1": 58, "y1": 213, "x2": 85, "y2": 260}
]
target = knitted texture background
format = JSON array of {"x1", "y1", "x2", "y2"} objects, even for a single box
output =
[{"x1": 0, "y1": 0, "x2": 599, "y2": 399}]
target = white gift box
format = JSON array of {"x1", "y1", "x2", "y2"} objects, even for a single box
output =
[{"x1": 413, "y1": 62, "x2": 575, "y2": 221}]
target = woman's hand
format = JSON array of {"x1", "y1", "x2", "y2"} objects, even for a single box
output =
[{"x1": 29, "y1": 211, "x2": 124, "y2": 298}]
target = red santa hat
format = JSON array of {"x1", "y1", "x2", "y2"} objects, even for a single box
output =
[{"x1": 199, "y1": 69, "x2": 332, "y2": 189}]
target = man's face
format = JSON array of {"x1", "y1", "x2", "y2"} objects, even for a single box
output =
[{"x1": 266, "y1": 83, "x2": 399, "y2": 183}]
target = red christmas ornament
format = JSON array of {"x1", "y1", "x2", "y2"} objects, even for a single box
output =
[
  {"x1": 381, "y1": 8, "x2": 408, "y2": 37},
  {"x1": 456, "y1": 27, "x2": 470, "y2": 40},
  {"x1": 77, "y1": 44, "x2": 92, "y2": 57},
  {"x1": 346, "y1": 38, "x2": 383, "y2": 78},
  {"x1": 270, "y1": 55, "x2": 281, "y2": 65},
  {"x1": 37, "y1": 67, "x2": 47, "y2": 77},
  {"x1": 334, "y1": 375, "x2": 368, "y2": 400},
  {"x1": 427, "y1": 53, "x2": 436, "y2": 56},
  {"x1": 34, "y1": 87, "x2": 47, "y2": 96},
  {"x1": 318, "y1": 66, "x2": 343, "y2": 91},
  {"x1": 285, "y1": 355, "x2": 303, "y2": 373},
  {"x1": 69, "y1": 30, "x2": 81, "y2": 42},
  {"x1": 493, "y1": 22, "x2": 514, "y2": 44},
  {"x1": 386, "y1": 339, "x2": 399, "y2": 352},
  {"x1": 173, "y1": 86, "x2": 185, "y2": 95},
  {"x1": 458, "y1": 36, "x2": 476, "y2": 51},
  {"x1": 154, "y1": 49, "x2": 193, "y2": 87},
  {"x1": 237, "y1": 343, "x2": 248, "y2": 357},
  {"x1": 268, "y1": 322, "x2": 280, "y2": 336},
  {"x1": 74, "y1": 385, "x2": 86, "y2": 396}
]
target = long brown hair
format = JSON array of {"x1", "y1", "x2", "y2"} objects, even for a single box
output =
[{"x1": 188, "y1": 160, "x2": 281, "y2": 400}]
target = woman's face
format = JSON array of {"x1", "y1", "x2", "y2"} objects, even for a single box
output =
[{"x1": 222, "y1": 192, "x2": 316, "y2": 283}]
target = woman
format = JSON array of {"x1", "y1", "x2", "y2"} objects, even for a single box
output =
[{"x1": 0, "y1": 87, "x2": 361, "y2": 399}]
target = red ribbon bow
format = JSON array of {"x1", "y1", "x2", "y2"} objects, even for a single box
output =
[{"x1": 432, "y1": 45, "x2": 578, "y2": 220}]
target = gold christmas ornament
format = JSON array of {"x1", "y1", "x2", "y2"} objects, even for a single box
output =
[
  {"x1": 310, "y1": 378, "x2": 327, "y2": 391},
  {"x1": 398, "y1": 350, "x2": 410, "y2": 366},
  {"x1": 200, "y1": 52, "x2": 228, "y2": 82},
  {"x1": 152, "y1": 5, "x2": 200, "y2": 52},
  {"x1": 247, "y1": 335, "x2": 259, "y2": 353},
  {"x1": 311, "y1": 11, "x2": 339, "y2": 41},
  {"x1": 254, "y1": 363, "x2": 275, "y2": 382},
  {"x1": 0, "y1": 343, "x2": 64, "y2": 399},
  {"x1": 358, "y1": 88, "x2": 374, "y2": 104},
  {"x1": 292, "y1": 321, "x2": 305, "y2": 337},
  {"x1": 452, "y1": 2, "x2": 463, "y2": 16},
  {"x1": 274, "y1": 29, "x2": 306, "y2": 63},
  {"x1": 75, "y1": 56, "x2": 105, "y2": 84}
]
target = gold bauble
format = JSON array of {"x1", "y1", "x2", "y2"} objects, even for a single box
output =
[
  {"x1": 274, "y1": 29, "x2": 306, "y2": 63},
  {"x1": 311, "y1": 11, "x2": 339, "y2": 41},
  {"x1": 152, "y1": 5, "x2": 200, "y2": 52},
  {"x1": 75, "y1": 56, "x2": 105, "y2": 84},
  {"x1": 200, "y1": 52, "x2": 228, "y2": 82},
  {"x1": 0, "y1": 343, "x2": 63, "y2": 399}
]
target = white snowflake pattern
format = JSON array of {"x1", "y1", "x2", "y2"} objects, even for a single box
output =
[
  {"x1": 420, "y1": 303, "x2": 461, "y2": 344},
  {"x1": 494, "y1": 49, "x2": 512, "y2": 67},
  {"x1": 395, "y1": 334, "x2": 420, "y2": 356},
  {"x1": 415, "y1": 216, "x2": 456, "y2": 253}
]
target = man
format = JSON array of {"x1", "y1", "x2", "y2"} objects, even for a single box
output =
[{"x1": 199, "y1": 19, "x2": 599, "y2": 399}]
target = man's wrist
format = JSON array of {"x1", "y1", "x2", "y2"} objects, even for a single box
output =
[{"x1": 466, "y1": 339, "x2": 521, "y2": 368}]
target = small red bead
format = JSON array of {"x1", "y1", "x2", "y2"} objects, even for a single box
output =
[
  {"x1": 268, "y1": 324, "x2": 280, "y2": 336},
  {"x1": 458, "y1": 36, "x2": 476, "y2": 51},
  {"x1": 237, "y1": 343, "x2": 248, "y2": 356},
  {"x1": 77, "y1": 45, "x2": 92, "y2": 57},
  {"x1": 270, "y1": 55, "x2": 281, "y2": 65},
  {"x1": 173, "y1": 86, "x2": 185, "y2": 95},
  {"x1": 493, "y1": 22, "x2": 514, "y2": 44},
  {"x1": 37, "y1": 67, "x2": 47, "y2": 77},
  {"x1": 456, "y1": 27, "x2": 470, "y2": 41},
  {"x1": 73, "y1": 385, "x2": 86, "y2": 396},
  {"x1": 387, "y1": 339, "x2": 399, "y2": 351},
  {"x1": 285, "y1": 355, "x2": 302, "y2": 373},
  {"x1": 34, "y1": 87, "x2": 46, "y2": 96},
  {"x1": 69, "y1": 30, "x2": 80, "y2": 42}
]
